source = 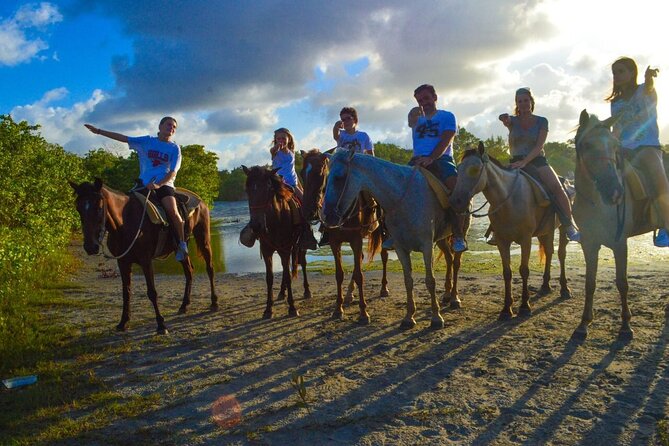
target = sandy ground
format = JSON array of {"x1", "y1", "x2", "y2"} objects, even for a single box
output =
[{"x1": 53, "y1": 243, "x2": 669, "y2": 446}]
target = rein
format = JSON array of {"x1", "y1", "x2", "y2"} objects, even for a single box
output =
[
  {"x1": 99, "y1": 189, "x2": 151, "y2": 260},
  {"x1": 459, "y1": 155, "x2": 521, "y2": 218}
]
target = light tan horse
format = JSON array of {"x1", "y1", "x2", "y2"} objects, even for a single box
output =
[
  {"x1": 450, "y1": 142, "x2": 572, "y2": 320},
  {"x1": 573, "y1": 110, "x2": 669, "y2": 340}
]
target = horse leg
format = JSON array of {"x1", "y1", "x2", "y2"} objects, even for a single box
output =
[
  {"x1": 277, "y1": 273, "x2": 287, "y2": 302},
  {"x1": 345, "y1": 276, "x2": 356, "y2": 305},
  {"x1": 193, "y1": 219, "x2": 218, "y2": 310},
  {"x1": 300, "y1": 248, "x2": 312, "y2": 299},
  {"x1": 351, "y1": 237, "x2": 369, "y2": 325},
  {"x1": 117, "y1": 260, "x2": 132, "y2": 331},
  {"x1": 613, "y1": 244, "x2": 633, "y2": 340},
  {"x1": 518, "y1": 240, "x2": 532, "y2": 316},
  {"x1": 379, "y1": 248, "x2": 390, "y2": 298},
  {"x1": 538, "y1": 234, "x2": 554, "y2": 295},
  {"x1": 573, "y1": 242, "x2": 601, "y2": 340},
  {"x1": 331, "y1": 242, "x2": 346, "y2": 320},
  {"x1": 498, "y1": 241, "x2": 515, "y2": 320},
  {"x1": 437, "y1": 239, "x2": 461, "y2": 309},
  {"x1": 396, "y1": 247, "x2": 417, "y2": 329},
  {"x1": 140, "y1": 261, "x2": 168, "y2": 335},
  {"x1": 262, "y1": 250, "x2": 274, "y2": 319},
  {"x1": 281, "y1": 251, "x2": 299, "y2": 317},
  {"x1": 177, "y1": 255, "x2": 194, "y2": 314},
  {"x1": 557, "y1": 228, "x2": 572, "y2": 299},
  {"x1": 423, "y1": 247, "x2": 444, "y2": 329}
]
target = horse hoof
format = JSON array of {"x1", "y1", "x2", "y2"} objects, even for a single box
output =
[
  {"x1": 571, "y1": 328, "x2": 588, "y2": 343},
  {"x1": 560, "y1": 288, "x2": 573, "y2": 300},
  {"x1": 399, "y1": 318, "x2": 416, "y2": 330},
  {"x1": 344, "y1": 296, "x2": 354, "y2": 306},
  {"x1": 518, "y1": 307, "x2": 532, "y2": 317},
  {"x1": 358, "y1": 314, "x2": 371, "y2": 325},
  {"x1": 262, "y1": 311, "x2": 273, "y2": 320},
  {"x1": 431, "y1": 318, "x2": 445, "y2": 329},
  {"x1": 331, "y1": 311, "x2": 344, "y2": 321},
  {"x1": 538, "y1": 285, "x2": 552, "y2": 296},
  {"x1": 303, "y1": 291, "x2": 312, "y2": 300},
  {"x1": 289, "y1": 309, "x2": 300, "y2": 317},
  {"x1": 664, "y1": 304, "x2": 669, "y2": 316},
  {"x1": 618, "y1": 328, "x2": 634, "y2": 342},
  {"x1": 178, "y1": 306, "x2": 188, "y2": 314},
  {"x1": 277, "y1": 293, "x2": 286, "y2": 301},
  {"x1": 116, "y1": 324, "x2": 128, "y2": 332},
  {"x1": 209, "y1": 303, "x2": 219, "y2": 312},
  {"x1": 449, "y1": 299, "x2": 462, "y2": 310},
  {"x1": 379, "y1": 288, "x2": 389, "y2": 298},
  {"x1": 497, "y1": 312, "x2": 514, "y2": 321},
  {"x1": 156, "y1": 327, "x2": 169, "y2": 335}
]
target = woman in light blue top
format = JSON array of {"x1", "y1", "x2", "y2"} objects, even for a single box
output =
[
  {"x1": 608, "y1": 57, "x2": 669, "y2": 247},
  {"x1": 499, "y1": 87, "x2": 580, "y2": 242},
  {"x1": 270, "y1": 127, "x2": 301, "y2": 198}
]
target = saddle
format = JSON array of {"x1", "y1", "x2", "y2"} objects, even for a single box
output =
[
  {"x1": 132, "y1": 188, "x2": 201, "y2": 227},
  {"x1": 518, "y1": 170, "x2": 551, "y2": 207},
  {"x1": 417, "y1": 166, "x2": 450, "y2": 209}
]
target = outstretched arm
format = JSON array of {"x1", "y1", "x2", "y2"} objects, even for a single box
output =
[
  {"x1": 84, "y1": 124, "x2": 129, "y2": 143},
  {"x1": 645, "y1": 65, "x2": 659, "y2": 94}
]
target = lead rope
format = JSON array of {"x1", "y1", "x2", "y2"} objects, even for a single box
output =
[{"x1": 100, "y1": 189, "x2": 152, "y2": 260}]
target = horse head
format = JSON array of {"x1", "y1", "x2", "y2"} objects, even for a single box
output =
[
  {"x1": 299, "y1": 149, "x2": 329, "y2": 221},
  {"x1": 450, "y1": 141, "x2": 487, "y2": 213},
  {"x1": 322, "y1": 148, "x2": 360, "y2": 228},
  {"x1": 242, "y1": 165, "x2": 292, "y2": 234},
  {"x1": 575, "y1": 109, "x2": 624, "y2": 205},
  {"x1": 69, "y1": 178, "x2": 105, "y2": 255}
]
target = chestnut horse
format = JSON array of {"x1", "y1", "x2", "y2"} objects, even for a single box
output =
[
  {"x1": 450, "y1": 142, "x2": 572, "y2": 321},
  {"x1": 242, "y1": 165, "x2": 311, "y2": 319},
  {"x1": 70, "y1": 178, "x2": 218, "y2": 334},
  {"x1": 573, "y1": 110, "x2": 669, "y2": 340},
  {"x1": 300, "y1": 149, "x2": 388, "y2": 324}
]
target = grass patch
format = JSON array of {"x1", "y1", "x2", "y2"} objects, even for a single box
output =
[{"x1": 658, "y1": 419, "x2": 669, "y2": 446}]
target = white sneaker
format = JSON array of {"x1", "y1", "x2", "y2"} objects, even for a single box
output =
[
  {"x1": 654, "y1": 229, "x2": 669, "y2": 248},
  {"x1": 175, "y1": 241, "x2": 189, "y2": 262}
]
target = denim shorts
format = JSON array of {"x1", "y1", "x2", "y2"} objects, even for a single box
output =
[{"x1": 409, "y1": 155, "x2": 458, "y2": 183}]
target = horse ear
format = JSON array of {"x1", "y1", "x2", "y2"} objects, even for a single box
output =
[
  {"x1": 325, "y1": 147, "x2": 337, "y2": 154},
  {"x1": 94, "y1": 177, "x2": 103, "y2": 191},
  {"x1": 68, "y1": 180, "x2": 79, "y2": 192},
  {"x1": 477, "y1": 141, "x2": 485, "y2": 156},
  {"x1": 347, "y1": 148, "x2": 355, "y2": 161},
  {"x1": 299, "y1": 150, "x2": 307, "y2": 158},
  {"x1": 579, "y1": 109, "x2": 590, "y2": 127},
  {"x1": 271, "y1": 167, "x2": 281, "y2": 176},
  {"x1": 601, "y1": 114, "x2": 620, "y2": 129},
  {"x1": 242, "y1": 165, "x2": 249, "y2": 175}
]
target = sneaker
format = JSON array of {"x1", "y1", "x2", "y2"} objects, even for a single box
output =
[
  {"x1": 318, "y1": 231, "x2": 330, "y2": 247},
  {"x1": 451, "y1": 236, "x2": 468, "y2": 253},
  {"x1": 565, "y1": 225, "x2": 581, "y2": 243},
  {"x1": 654, "y1": 228, "x2": 669, "y2": 247},
  {"x1": 382, "y1": 236, "x2": 395, "y2": 250},
  {"x1": 239, "y1": 224, "x2": 256, "y2": 248},
  {"x1": 175, "y1": 241, "x2": 189, "y2": 262},
  {"x1": 486, "y1": 233, "x2": 498, "y2": 246},
  {"x1": 301, "y1": 228, "x2": 318, "y2": 250}
]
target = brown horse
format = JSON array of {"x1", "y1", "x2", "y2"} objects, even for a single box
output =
[
  {"x1": 300, "y1": 149, "x2": 388, "y2": 324},
  {"x1": 69, "y1": 178, "x2": 218, "y2": 334},
  {"x1": 450, "y1": 142, "x2": 572, "y2": 320},
  {"x1": 573, "y1": 110, "x2": 669, "y2": 340},
  {"x1": 242, "y1": 165, "x2": 311, "y2": 319}
]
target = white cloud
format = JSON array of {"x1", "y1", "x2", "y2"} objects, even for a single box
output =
[{"x1": 0, "y1": 2, "x2": 62, "y2": 66}]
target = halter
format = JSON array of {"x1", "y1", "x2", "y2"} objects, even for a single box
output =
[{"x1": 457, "y1": 153, "x2": 521, "y2": 218}]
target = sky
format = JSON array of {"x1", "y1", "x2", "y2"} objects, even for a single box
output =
[{"x1": 1, "y1": 0, "x2": 668, "y2": 170}]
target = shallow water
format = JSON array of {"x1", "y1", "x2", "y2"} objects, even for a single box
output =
[{"x1": 153, "y1": 197, "x2": 663, "y2": 275}]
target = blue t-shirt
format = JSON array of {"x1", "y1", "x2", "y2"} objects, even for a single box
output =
[
  {"x1": 271, "y1": 149, "x2": 298, "y2": 188},
  {"x1": 412, "y1": 110, "x2": 457, "y2": 158},
  {"x1": 337, "y1": 130, "x2": 374, "y2": 155},
  {"x1": 611, "y1": 84, "x2": 660, "y2": 149},
  {"x1": 127, "y1": 136, "x2": 181, "y2": 188},
  {"x1": 508, "y1": 115, "x2": 549, "y2": 158}
]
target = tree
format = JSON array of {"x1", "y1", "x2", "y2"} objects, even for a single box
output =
[
  {"x1": 218, "y1": 167, "x2": 247, "y2": 201},
  {"x1": 178, "y1": 144, "x2": 219, "y2": 206},
  {"x1": 374, "y1": 142, "x2": 412, "y2": 164}
]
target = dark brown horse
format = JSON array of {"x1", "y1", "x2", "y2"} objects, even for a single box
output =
[
  {"x1": 300, "y1": 149, "x2": 387, "y2": 324},
  {"x1": 242, "y1": 166, "x2": 311, "y2": 319},
  {"x1": 573, "y1": 110, "x2": 669, "y2": 340},
  {"x1": 70, "y1": 178, "x2": 218, "y2": 334}
]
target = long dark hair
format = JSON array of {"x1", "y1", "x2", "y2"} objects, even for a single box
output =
[{"x1": 606, "y1": 57, "x2": 638, "y2": 102}]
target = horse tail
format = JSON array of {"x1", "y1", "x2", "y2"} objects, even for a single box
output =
[
  {"x1": 291, "y1": 249, "x2": 299, "y2": 279},
  {"x1": 192, "y1": 204, "x2": 211, "y2": 259},
  {"x1": 367, "y1": 224, "x2": 383, "y2": 263},
  {"x1": 538, "y1": 241, "x2": 546, "y2": 266}
]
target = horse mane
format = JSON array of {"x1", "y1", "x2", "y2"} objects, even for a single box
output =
[
  {"x1": 245, "y1": 166, "x2": 294, "y2": 204},
  {"x1": 460, "y1": 148, "x2": 511, "y2": 171}
]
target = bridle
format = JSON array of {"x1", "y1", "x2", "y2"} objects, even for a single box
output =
[{"x1": 457, "y1": 153, "x2": 521, "y2": 218}]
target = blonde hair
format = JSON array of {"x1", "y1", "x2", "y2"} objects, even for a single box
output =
[
  {"x1": 514, "y1": 87, "x2": 535, "y2": 115},
  {"x1": 272, "y1": 127, "x2": 295, "y2": 152}
]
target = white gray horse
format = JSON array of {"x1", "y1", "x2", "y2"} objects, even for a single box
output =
[{"x1": 321, "y1": 148, "x2": 469, "y2": 329}]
